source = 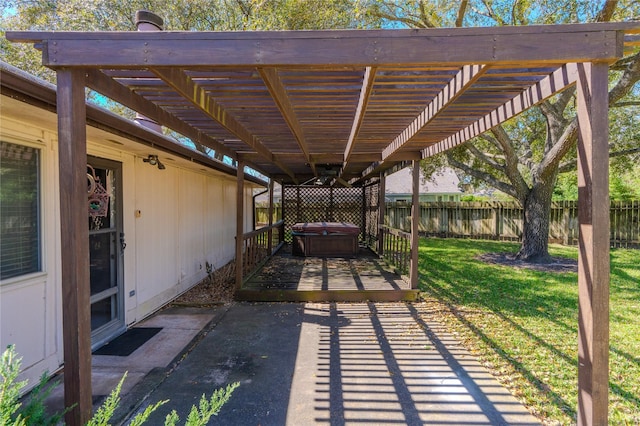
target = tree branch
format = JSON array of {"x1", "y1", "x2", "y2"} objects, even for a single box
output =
[
  {"x1": 418, "y1": 0, "x2": 436, "y2": 28},
  {"x1": 479, "y1": 133, "x2": 503, "y2": 151},
  {"x1": 538, "y1": 118, "x2": 578, "y2": 179},
  {"x1": 455, "y1": 0, "x2": 469, "y2": 27},
  {"x1": 369, "y1": 8, "x2": 427, "y2": 28},
  {"x1": 490, "y1": 126, "x2": 530, "y2": 198},
  {"x1": 612, "y1": 101, "x2": 640, "y2": 107},
  {"x1": 480, "y1": 0, "x2": 506, "y2": 25},
  {"x1": 447, "y1": 153, "x2": 520, "y2": 199},
  {"x1": 554, "y1": 86, "x2": 576, "y2": 113},
  {"x1": 609, "y1": 51, "x2": 640, "y2": 105},
  {"x1": 558, "y1": 145, "x2": 640, "y2": 173},
  {"x1": 465, "y1": 143, "x2": 506, "y2": 171},
  {"x1": 595, "y1": 0, "x2": 618, "y2": 22}
]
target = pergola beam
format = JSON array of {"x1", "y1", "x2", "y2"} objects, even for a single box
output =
[
  {"x1": 382, "y1": 64, "x2": 488, "y2": 160},
  {"x1": 152, "y1": 67, "x2": 298, "y2": 183},
  {"x1": 259, "y1": 67, "x2": 316, "y2": 176},
  {"x1": 422, "y1": 63, "x2": 579, "y2": 158},
  {"x1": 8, "y1": 24, "x2": 628, "y2": 67}
]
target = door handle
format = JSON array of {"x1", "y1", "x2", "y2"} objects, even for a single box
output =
[{"x1": 120, "y1": 232, "x2": 127, "y2": 253}]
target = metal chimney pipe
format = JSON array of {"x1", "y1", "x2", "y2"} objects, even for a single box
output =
[{"x1": 134, "y1": 10, "x2": 163, "y2": 133}]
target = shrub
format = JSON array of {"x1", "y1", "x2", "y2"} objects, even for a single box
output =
[{"x1": 1, "y1": 345, "x2": 238, "y2": 425}]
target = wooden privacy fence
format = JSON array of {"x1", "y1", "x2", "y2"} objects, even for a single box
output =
[{"x1": 386, "y1": 200, "x2": 639, "y2": 248}]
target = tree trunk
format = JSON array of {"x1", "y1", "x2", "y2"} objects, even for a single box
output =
[{"x1": 516, "y1": 179, "x2": 555, "y2": 262}]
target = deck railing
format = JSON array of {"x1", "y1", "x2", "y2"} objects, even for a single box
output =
[
  {"x1": 241, "y1": 220, "x2": 284, "y2": 281},
  {"x1": 378, "y1": 225, "x2": 411, "y2": 276}
]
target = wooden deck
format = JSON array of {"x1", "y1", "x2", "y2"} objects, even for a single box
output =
[{"x1": 236, "y1": 245, "x2": 418, "y2": 302}]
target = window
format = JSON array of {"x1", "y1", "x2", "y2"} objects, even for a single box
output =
[{"x1": 1, "y1": 141, "x2": 41, "y2": 280}]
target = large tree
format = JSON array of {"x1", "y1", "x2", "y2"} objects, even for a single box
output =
[{"x1": 367, "y1": 0, "x2": 640, "y2": 262}]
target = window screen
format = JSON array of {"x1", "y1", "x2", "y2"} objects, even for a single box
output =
[{"x1": 1, "y1": 141, "x2": 41, "y2": 280}]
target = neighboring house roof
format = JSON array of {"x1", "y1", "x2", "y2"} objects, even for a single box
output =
[{"x1": 385, "y1": 167, "x2": 461, "y2": 195}]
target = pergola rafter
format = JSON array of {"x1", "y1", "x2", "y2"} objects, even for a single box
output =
[
  {"x1": 6, "y1": 21, "x2": 640, "y2": 426},
  {"x1": 342, "y1": 66, "x2": 377, "y2": 173},
  {"x1": 151, "y1": 67, "x2": 298, "y2": 182},
  {"x1": 382, "y1": 64, "x2": 489, "y2": 160},
  {"x1": 422, "y1": 63, "x2": 580, "y2": 157},
  {"x1": 258, "y1": 67, "x2": 316, "y2": 176}
]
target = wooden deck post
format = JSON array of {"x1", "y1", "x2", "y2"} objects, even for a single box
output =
[
  {"x1": 361, "y1": 185, "x2": 366, "y2": 243},
  {"x1": 378, "y1": 172, "x2": 386, "y2": 254},
  {"x1": 576, "y1": 62, "x2": 610, "y2": 426},
  {"x1": 280, "y1": 183, "x2": 286, "y2": 241},
  {"x1": 235, "y1": 160, "x2": 245, "y2": 290},
  {"x1": 267, "y1": 179, "x2": 274, "y2": 254},
  {"x1": 57, "y1": 69, "x2": 92, "y2": 426},
  {"x1": 410, "y1": 161, "x2": 420, "y2": 289}
]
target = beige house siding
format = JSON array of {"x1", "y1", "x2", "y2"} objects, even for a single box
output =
[{"x1": 0, "y1": 95, "x2": 255, "y2": 389}]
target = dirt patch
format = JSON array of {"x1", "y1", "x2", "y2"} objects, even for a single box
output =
[
  {"x1": 171, "y1": 262, "x2": 236, "y2": 306},
  {"x1": 477, "y1": 252, "x2": 578, "y2": 273}
]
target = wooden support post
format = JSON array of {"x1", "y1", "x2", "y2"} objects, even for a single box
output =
[
  {"x1": 280, "y1": 183, "x2": 286, "y2": 241},
  {"x1": 410, "y1": 161, "x2": 420, "y2": 289},
  {"x1": 235, "y1": 160, "x2": 245, "y2": 290},
  {"x1": 267, "y1": 179, "x2": 274, "y2": 254},
  {"x1": 57, "y1": 69, "x2": 92, "y2": 426},
  {"x1": 576, "y1": 62, "x2": 610, "y2": 426},
  {"x1": 361, "y1": 185, "x2": 366, "y2": 243},
  {"x1": 378, "y1": 172, "x2": 386, "y2": 254}
]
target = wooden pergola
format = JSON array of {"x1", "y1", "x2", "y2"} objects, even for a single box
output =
[{"x1": 7, "y1": 22, "x2": 640, "y2": 425}]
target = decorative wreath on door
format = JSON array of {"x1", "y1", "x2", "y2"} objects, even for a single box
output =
[{"x1": 87, "y1": 165, "x2": 110, "y2": 217}]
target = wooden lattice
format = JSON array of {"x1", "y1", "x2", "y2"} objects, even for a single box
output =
[{"x1": 283, "y1": 184, "x2": 380, "y2": 245}]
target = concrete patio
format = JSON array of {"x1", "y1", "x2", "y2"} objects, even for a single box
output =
[{"x1": 45, "y1": 302, "x2": 541, "y2": 425}]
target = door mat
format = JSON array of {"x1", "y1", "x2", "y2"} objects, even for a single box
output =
[{"x1": 93, "y1": 327, "x2": 162, "y2": 356}]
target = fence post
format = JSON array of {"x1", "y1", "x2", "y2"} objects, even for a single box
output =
[
  {"x1": 493, "y1": 202, "x2": 501, "y2": 238},
  {"x1": 563, "y1": 201, "x2": 570, "y2": 245}
]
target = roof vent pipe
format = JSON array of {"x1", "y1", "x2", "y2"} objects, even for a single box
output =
[{"x1": 134, "y1": 10, "x2": 163, "y2": 133}]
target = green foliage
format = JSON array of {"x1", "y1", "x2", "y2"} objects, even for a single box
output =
[
  {"x1": 552, "y1": 173, "x2": 578, "y2": 200},
  {"x1": 87, "y1": 373, "x2": 132, "y2": 426},
  {"x1": 15, "y1": 373, "x2": 66, "y2": 426},
  {"x1": 418, "y1": 238, "x2": 640, "y2": 424},
  {"x1": 0, "y1": 345, "x2": 65, "y2": 426},
  {"x1": 168, "y1": 382, "x2": 240, "y2": 426},
  {"x1": 0, "y1": 345, "x2": 25, "y2": 426},
  {"x1": 1, "y1": 345, "x2": 238, "y2": 426}
]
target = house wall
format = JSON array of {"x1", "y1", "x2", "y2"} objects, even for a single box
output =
[{"x1": 0, "y1": 96, "x2": 255, "y2": 389}]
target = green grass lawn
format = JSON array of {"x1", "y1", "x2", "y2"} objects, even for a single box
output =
[{"x1": 418, "y1": 238, "x2": 640, "y2": 425}]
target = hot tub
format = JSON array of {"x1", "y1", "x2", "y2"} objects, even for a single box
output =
[{"x1": 291, "y1": 222, "x2": 360, "y2": 257}]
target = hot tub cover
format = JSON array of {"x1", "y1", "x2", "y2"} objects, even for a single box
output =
[{"x1": 292, "y1": 222, "x2": 360, "y2": 235}]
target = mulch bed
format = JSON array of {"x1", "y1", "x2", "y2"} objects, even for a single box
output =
[
  {"x1": 171, "y1": 262, "x2": 236, "y2": 306},
  {"x1": 477, "y1": 252, "x2": 578, "y2": 273}
]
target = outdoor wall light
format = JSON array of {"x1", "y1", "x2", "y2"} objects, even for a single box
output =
[{"x1": 143, "y1": 154, "x2": 166, "y2": 170}]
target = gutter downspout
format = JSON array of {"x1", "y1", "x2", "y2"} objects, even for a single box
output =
[{"x1": 253, "y1": 187, "x2": 269, "y2": 229}]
